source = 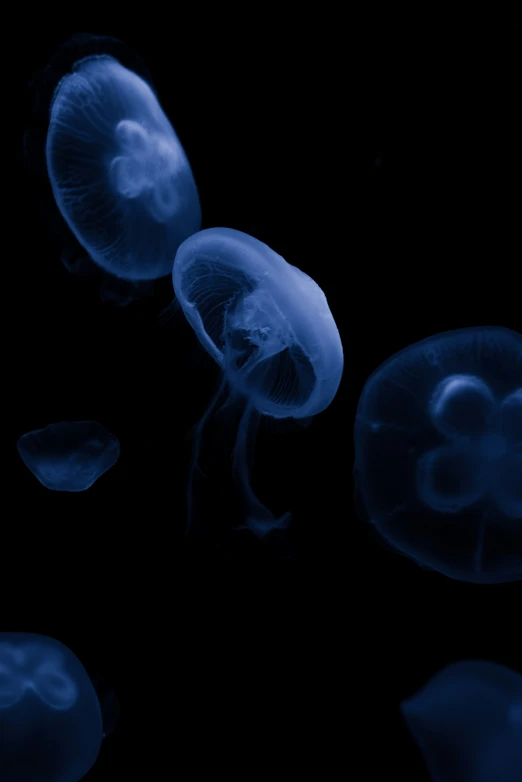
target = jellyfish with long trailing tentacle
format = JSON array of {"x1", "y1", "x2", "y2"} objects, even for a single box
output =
[
  {"x1": 401, "y1": 660, "x2": 522, "y2": 782},
  {"x1": 173, "y1": 227, "x2": 344, "y2": 540},
  {"x1": 0, "y1": 632, "x2": 103, "y2": 782},
  {"x1": 46, "y1": 50, "x2": 201, "y2": 281},
  {"x1": 354, "y1": 326, "x2": 522, "y2": 583}
]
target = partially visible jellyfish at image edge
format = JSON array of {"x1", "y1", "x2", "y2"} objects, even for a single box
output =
[
  {"x1": 173, "y1": 227, "x2": 344, "y2": 540},
  {"x1": 401, "y1": 660, "x2": 522, "y2": 782},
  {"x1": 0, "y1": 632, "x2": 103, "y2": 782},
  {"x1": 46, "y1": 51, "x2": 201, "y2": 281},
  {"x1": 354, "y1": 326, "x2": 522, "y2": 583},
  {"x1": 17, "y1": 420, "x2": 120, "y2": 492}
]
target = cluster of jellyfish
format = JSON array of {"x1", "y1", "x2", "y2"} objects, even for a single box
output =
[
  {"x1": 0, "y1": 632, "x2": 118, "y2": 782},
  {"x1": 19, "y1": 32, "x2": 345, "y2": 547},
  {"x1": 11, "y1": 29, "x2": 522, "y2": 782}
]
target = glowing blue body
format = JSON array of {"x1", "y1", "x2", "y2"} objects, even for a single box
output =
[
  {"x1": 17, "y1": 420, "x2": 120, "y2": 492},
  {"x1": 354, "y1": 326, "x2": 522, "y2": 583},
  {"x1": 401, "y1": 660, "x2": 522, "y2": 782},
  {"x1": 0, "y1": 632, "x2": 103, "y2": 782},
  {"x1": 173, "y1": 227, "x2": 344, "y2": 538},
  {"x1": 46, "y1": 55, "x2": 201, "y2": 280}
]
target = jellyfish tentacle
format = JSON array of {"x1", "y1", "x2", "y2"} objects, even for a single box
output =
[
  {"x1": 185, "y1": 374, "x2": 229, "y2": 535},
  {"x1": 231, "y1": 402, "x2": 291, "y2": 538}
]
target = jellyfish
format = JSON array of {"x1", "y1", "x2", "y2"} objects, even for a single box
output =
[
  {"x1": 354, "y1": 326, "x2": 522, "y2": 583},
  {"x1": 0, "y1": 632, "x2": 103, "y2": 782},
  {"x1": 173, "y1": 227, "x2": 344, "y2": 539},
  {"x1": 46, "y1": 51, "x2": 201, "y2": 281},
  {"x1": 17, "y1": 421, "x2": 120, "y2": 492},
  {"x1": 401, "y1": 660, "x2": 522, "y2": 782}
]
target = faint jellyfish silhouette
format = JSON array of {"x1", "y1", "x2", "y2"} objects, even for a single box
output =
[
  {"x1": 173, "y1": 227, "x2": 344, "y2": 540},
  {"x1": 0, "y1": 632, "x2": 103, "y2": 782},
  {"x1": 354, "y1": 326, "x2": 522, "y2": 583},
  {"x1": 17, "y1": 421, "x2": 120, "y2": 492},
  {"x1": 401, "y1": 660, "x2": 522, "y2": 782}
]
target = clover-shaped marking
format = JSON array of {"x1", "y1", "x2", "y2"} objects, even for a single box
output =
[{"x1": 416, "y1": 375, "x2": 521, "y2": 517}]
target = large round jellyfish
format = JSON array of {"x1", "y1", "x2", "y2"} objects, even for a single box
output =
[
  {"x1": 17, "y1": 421, "x2": 120, "y2": 492},
  {"x1": 354, "y1": 326, "x2": 522, "y2": 583},
  {"x1": 0, "y1": 632, "x2": 103, "y2": 782},
  {"x1": 46, "y1": 54, "x2": 201, "y2": 280},
  {"x1": 173, "y1": 227, "x2": 344, "y2": 539},
  {"x1": 401, "y1": 660, "x2": 522, "y2": 782}
]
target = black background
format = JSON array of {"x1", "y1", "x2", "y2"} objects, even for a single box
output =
[{"x1": 5, "y1": 12, "x2": 520, "y2": 780}]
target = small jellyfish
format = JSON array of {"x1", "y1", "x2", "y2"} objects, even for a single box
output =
[
  {"x1": 17, "y1": 421, "x2": 120, "y2": 492},
  {"x1": 354, "y1": 327, "x2": 522, "y2": 583},
  {"x1": 401, "y1": 660, "x2": 522, "y2": 782},
  {"x1": 46, "y1": 52, "x2": 201, "y2": 280},
  {"x1": 173, "y1": 227, "x2": 344, "y2": 539},
  {"x1": 0, "y1": 632, "x2": 103, "y2": 782}
]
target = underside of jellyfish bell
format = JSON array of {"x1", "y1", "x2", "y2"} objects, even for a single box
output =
[{"x1": 172, "y1": 227, "x2": 344, "y2": 541}]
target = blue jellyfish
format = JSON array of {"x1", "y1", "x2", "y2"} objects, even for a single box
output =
[
  {"x1": 46, "y1": 53, "x2": 201, "y2": 280},
  {"x1": 401, "y1": 660, "x2": 522, "y2": 782},
  {"x1": 0, "y1": 632, "x2": 103, "y2": 782},
  {"x1": 17, "y1": 421, "x2": 120, "y2": 492},
  {"x1": 354, "y1": 326, "x2": 522, "y2": 583},
  {"x1": 173, "y1": 227, "x2": 344, "y2": 539}
]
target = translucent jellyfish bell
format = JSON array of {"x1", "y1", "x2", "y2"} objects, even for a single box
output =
[
  {"x1": 0, "y1": 632, "x2": 103, "y2": 782},
  {"x1": 173, "y1": 227, "x2": 344, "y2": 539},
  {"x1": 17, "y1": 420, "x2": 120, "y2": 492},
  {"x1": 46, "y1": 54, "x2": 201, "y2": 280},
  {"x1": 401, "y1": 660, "x2": 522, "y2": 782},
  {"x1": 354, "y1": 326, "x2": 522, "y2": 583}
]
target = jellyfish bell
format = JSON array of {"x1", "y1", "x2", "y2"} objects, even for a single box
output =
[
  {"x1": 46, "y1": 51, "x2": 201, "y2": 281},
  {"x1": 24, "y1": 34, "x2": 157, "y2": 242},
  {"x1": 0, "y1": 632, "x2": 102, "y2": 782},
  {"x1": 26, "y1": 33, "x2": 201, "y2": 284},
  {"x1": 499, "y1": 387, "x2": 522, "y2": 443},
  {"x1": 354, "y1": 326, "x2": 522, "y2": 584},
  {"x1": 17, "y1": 420, "x2": 120, "y2": 492},
  {"x1": 173, "y1": 228, "x2": 343, "y2": 417},
  {"x1": 401, "y1": 660, "x2": 522, "y2": 782},
  {"x1": 173, "y1": 227, "x2": 344, "y2": 541},
  {"x1": 24, "y1": 34, "x2": 181, "y2": 303}
]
